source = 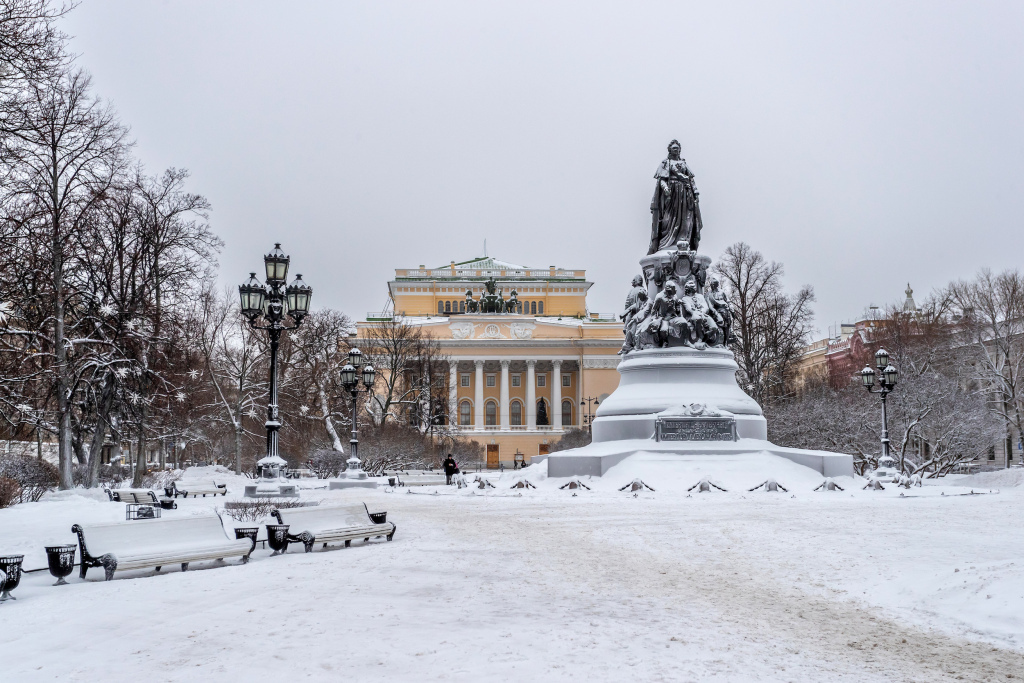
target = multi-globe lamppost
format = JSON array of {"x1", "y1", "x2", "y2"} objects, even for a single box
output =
[
  {"x1": 339, "y1": 348, "x2": 375, "y2": 478},
  {"x1": 860, "y1": 348, "x2": 899, "y2": 462},
  {"x1": 238, "y1": 244, "x2": 312, "y2": 467},
  {"x1": 580, "y1": 396, "x2": 600, "y2": 435}
]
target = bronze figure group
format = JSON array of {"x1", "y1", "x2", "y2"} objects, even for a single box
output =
[{"x1": 621, "y1": 139, "x2": 734, "y2": 354}]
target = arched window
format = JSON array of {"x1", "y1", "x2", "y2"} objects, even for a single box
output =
[
  {"x1": 485, "y1": 400, "x2": 497, "y2": 426},
  {"x1": 445, "y1": 301, "x2": 451, "y2": 313},
  {"x1": 459, "y1": 301, "x2": 465, "y2": 313},
  {"x1": 516, "y1": 302, "x2": 522, "y2": 314},
  {"x1": 536, "y1": 398, "x2": 549, "y2": 426},
  {"x1": 459, "y1": 401, "x2": 472, "y2": 426},
  {"x1": 438, "y1": 301, "x2": 444, "y2": 315},
  {"x1": 538, "y1": 301, "x2": 544, "y2": 315},
  {"x1": 510, "y1": 400, "x2": 522, "y2": 426},
  {"x1": 562, "y1": 399, "x2": 573, "y2": 427},
  {"x1": 530, "y1": 301, "x2": 537, "y2": 315}
]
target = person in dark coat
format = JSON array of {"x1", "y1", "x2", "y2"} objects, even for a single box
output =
[{"x1": 443, "y1": 454, "x2": 458, "y2": 485}]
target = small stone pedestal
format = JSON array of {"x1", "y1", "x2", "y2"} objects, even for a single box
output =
[
  {"x1": 329, "y1": 455, "x2": 379, "y2": 490},
  {"x1": 244, "y1": 455, "x2": 300, "y2": 498}
]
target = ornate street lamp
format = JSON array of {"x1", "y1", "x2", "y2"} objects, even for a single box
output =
[
  {"x1": 861, "y1": 348, "x2": 899, "y2": 464},
  {"x1": 339, "y1": 347, "x2": 376, "y2": 479},
  {"x1": 580, "y1": 396, "x2": 600, "y2": 435},
  {"x1": 239, "y1": 244, "x2": 312, "y2": 471}
]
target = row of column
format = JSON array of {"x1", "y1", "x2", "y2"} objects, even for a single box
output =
[{"x1": 448, "y1": 359, "x2": 563, "y2": 430}]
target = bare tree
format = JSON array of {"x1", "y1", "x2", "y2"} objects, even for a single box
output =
[
  {"x1": 360, "y1": 317, "x2": 449, "y2": 427},
  {"x1": 0, "y1": 67, "x2": 129, "y2": 488},
  {"x1": 949, "y1": 269, "x2": 1024, "y2": 465},
  {"x1": 190, "y1": 284, "x2": 263, "y2": 475},
  {"x1": 712, "y1": 242, "x2": 815, "y2": 405},
  {"x1": 286, "y1": 308, "x2": 353, "y2": 453},
  {"x1": 0, "y1": 0, "x2": 71, "y2": 127}
]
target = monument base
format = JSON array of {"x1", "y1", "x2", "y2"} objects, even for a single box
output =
[
  {"x1": 549, "y1": 346, "x2": 854, "y2": 479},
  {"x1": 546, "y1": 438, "x2": 853, "y2": 478},
  {"x1": 244, "y1": 482, "x2": 299, "y2": 498},
  {"x1": 328, "y1": 479, "x2": 380, "y2": 490}
]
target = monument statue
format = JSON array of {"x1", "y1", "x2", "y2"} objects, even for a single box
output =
[
  {"x1": 546, "y1": 138, "x2": 854, "y2": 482},
  {"x1": 648, "y1": 140, "x2": 702, "y2": 254},
  {"x1": 706, "y1": 276, "x2": 734, "y2": 344}
]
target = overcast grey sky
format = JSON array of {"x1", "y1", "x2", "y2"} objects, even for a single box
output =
[{"x1": 62, "y1": 1, "x2": 1024, "y2": 335}]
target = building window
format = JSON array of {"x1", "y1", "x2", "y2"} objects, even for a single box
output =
[
  {"x1": 531, "y1": 301, "x2": 536, "y2": 315},
  {"x1": 537, "y1": 398, "x2": 549, "y2": 426},
  {"x1": 562, "y1": 399, "x2": 573, "y2": 427},
  {"x1": 486, "y1": 374, "x2": 496, "y2": 388},
  {"x1": 461, "y1": 373, "x2": 470, "y2": 388},
  {"x1": 459, "y1": 400, "x2": 472, "y2": 426},
  {"x1": 485, "y1": 400, "x2": 497, "y2": 426},
  {"x1": 562, "y1": 373, "x2": 571, "y2": 387},
  {"x1": 511, "y1": 400, "x2": 522, "y2": 426},
  {"x1": 516, "y1": 302, "x2": 522, "y2": 313},
  {"x1": 511, "y1": 374, "x2": 521, "y2": 388},
  {"x1": 459, "y1": 301, "x2": 465, "y2": 313},
  {"x1": 538, "y1": 301, "x2": 544, "y2": 315},
  {"x1": 438, "y1": 301, "x2": 444, "y2": 315},
  {"x1": 445, "y1": 301, "x2": 451, "y2": 313},
  {"x1": 988, "y1": 445, "x2": 996, "y2": 461},
  {"x1": 537, "y1": 373, "x2": 546, "y2": 388}
]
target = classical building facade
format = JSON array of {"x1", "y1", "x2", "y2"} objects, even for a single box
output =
[{"x1": 357, "y1": 257, "x2": 624, "y2": 468}]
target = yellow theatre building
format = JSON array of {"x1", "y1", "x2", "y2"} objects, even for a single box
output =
[{"x1": 356, "y1": 257, "x2": 624, "y2": 468}]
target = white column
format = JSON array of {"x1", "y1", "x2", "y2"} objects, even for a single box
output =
[
  {"x1": 552, "y1": 359, "x2": 562, "y2": 431},
  {"x1": 526, "y1": 360, "x2": 537, "y2": 430},
  {"x1": 474, "y1": 360, "x2": 484, "y2": 430},
  {"x1": 448, "y1": 361, "x2": 458, "y2": 427},
  {"x1": 500, "y1": 360, "x2": 510, "y2": 429},
  {"x1": 576, "y1": 362, "x2": 583, "y2": 427}
]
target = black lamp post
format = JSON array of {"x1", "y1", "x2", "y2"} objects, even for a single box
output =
[
  {"x1": 861, "y1": 348, "x2": 899, "y2": 463},
  {"x1": 340, "y1": 347, "x2": 376, "y2": 476},
  {"x1": 580, "y1": 396, "x2": 600, "y2": 435},
  {"x1": 239, "y1": 244, "x2": 312, "y2": 469}
]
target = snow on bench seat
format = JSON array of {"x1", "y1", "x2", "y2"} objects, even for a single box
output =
[
  {"x1": 172, "y1": 480, "x2": 227, "y2": 497},
  {"x1": 71, "y1": 513, "x2": 252, "y2": 580},
  {"x1": 271, "y1": 503, "x2": 396, "y2": 552},
  {"x1": 396, "y1": 474, "x2": 448, "y2": 486}
]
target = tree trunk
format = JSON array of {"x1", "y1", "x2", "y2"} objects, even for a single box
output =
[
  {"x1": 86, "y1": 373, "x2": 117, "y2": 487},
  {"x1": 234, "y1": 423, "x2": 243, "y2": 475},
  {"x1": 133, "y1": 409, "x2": 148, "y2": 488},
  {"x1": 318, "y1": 383, "x2": 344, "y2": 453}
]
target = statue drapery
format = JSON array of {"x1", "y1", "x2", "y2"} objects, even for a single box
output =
[{"x1": 648, "y1": 141, "x2": 702, "y2": 254}]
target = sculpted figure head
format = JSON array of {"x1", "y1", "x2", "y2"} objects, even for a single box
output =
[
  {"x1": 667, "y1": 140, "x2": 681, "y2": 159},
  {"x1": 631, "y1": 274, "x2": 643, "y2": 288},
  {"x1": 684, "y1": 279, "x2": 697, "y2": 296},
  {"x1": 708, "y1": 276, "x2": 720, "y2": 291},
  {"x1": 637, "y1": 289, "x2": 648, "y2": 302},
  {"x1": 663, "y1": 280, "x2": 679, "y2": 297}
]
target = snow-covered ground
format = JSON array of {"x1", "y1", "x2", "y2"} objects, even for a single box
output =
[{"x1": 1, "y1": 457, "x2": 1023, "y2": 681}]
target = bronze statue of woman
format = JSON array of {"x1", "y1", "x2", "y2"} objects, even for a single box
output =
[{"x1": 648, "y1": 140, "x2": 703, "y2": 254}]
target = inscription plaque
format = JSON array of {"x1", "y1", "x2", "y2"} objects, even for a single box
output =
[{"x1": 656, "y1": 417, "x2": 736, "y2": 442}]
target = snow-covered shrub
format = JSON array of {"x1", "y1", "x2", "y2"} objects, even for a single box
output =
[
  {"x1": 0, "y1": 454, "x2": 59, "y2": 503},
  {"x1": 549, "y1": 428, "x2": 592, "y2": 452},
  {"x1": 0, "y1": 477, "x2": 21, "y2": 508},
  {"x1": 222, "y1": 499, "x2": 316, "y2": 523},
  {"x1": 306, "y1": 449, "x2": 346, "y2": 479}
]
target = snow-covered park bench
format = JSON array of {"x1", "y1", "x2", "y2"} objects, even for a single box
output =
[
  {"x1": 71, "y1": 513, "x2": 252, "y2": 581},
  {"x1": 171, "y1": 480, "x2": 227, "y2": 498},
  {"x1": 395, "y1": 473, "x2": 448, "y2": 486},
  {"x1": 270, "y1": 503, "x2": 396, "y2": 552},
  {"x1": 106, "y1": 488, "x2": 177, "y2": 509}
]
